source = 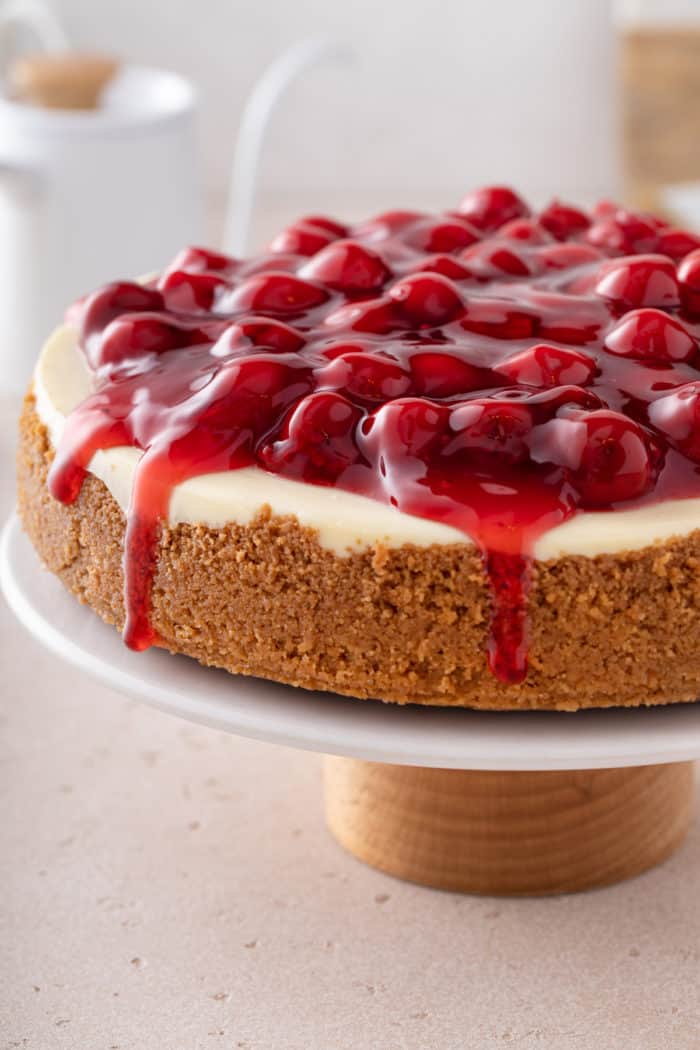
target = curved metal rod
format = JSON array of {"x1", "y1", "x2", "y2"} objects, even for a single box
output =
[
  {"x1": 222, "y1": 35, "x2": 353, "y2": 257},
  {"x1": 0, "y1": 0, "x2": 69, "y2": 54}
]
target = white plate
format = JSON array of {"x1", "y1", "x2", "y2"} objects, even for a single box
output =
[{"x1": 3, "y1": 513, "x2": 700, "y2": 771}]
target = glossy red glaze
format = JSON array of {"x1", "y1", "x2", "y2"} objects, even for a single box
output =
[{"x1": 49, "y1": 188, "x2": 700, "y2": 683}]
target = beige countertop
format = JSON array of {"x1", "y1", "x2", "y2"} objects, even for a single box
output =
[{"x1": 2, "y1": 395, "x2": 700, "y2": 1050}]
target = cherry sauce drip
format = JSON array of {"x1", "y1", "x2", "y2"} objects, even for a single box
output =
[{"x1": 48, "y1": 189, "x2": 700, "y2": 682}]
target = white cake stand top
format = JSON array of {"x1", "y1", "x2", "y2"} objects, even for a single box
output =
[{"x1": 3, "y1": 513, "x2": 700, "y2": 771}]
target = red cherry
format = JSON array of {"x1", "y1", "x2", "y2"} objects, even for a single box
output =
[
  {"x1": 595, "y1": 255, "x2": 680, "y2": 309},
  {"x1": 362, "y1": 398, "x2": 450, "y2": 461},
  {"x1": 457, "y1": 186, "x2": 530, "y2": 231},
  {"x1": 498, "y1": 219, "x2": 552, "y2": 245},
  {"x1": 677, "y1": 249, "x2": 700, "y2": 316},
  {"x1": 97, "y1": 314, "x2": 195, "y2": 366},
  {"x1": 460, "y1": 300, "x2": 538, "y2": 340},
  {"x1": 408, "y1": 253, "x2": 473, "y2": 279},
  {"x1": 210, "y1": 317, "x2": 306, "y2": 357},
  {"x1": 446, "y1": 400, "x2": 533, "y2": 465},
  {"x1": 605, "y1": 309, "x2": 696, "y2": 363},
  {"x1": 80, "y1": 281, "x2": 165, "y2": 346},
  {"x1": 389, "y1": 273, "x2": 464, "y2": 325},
  {"x1": 571, "y1": 410, "x2": 655, "y2": 505},
  {"x1": 355, "y1": 210, "x2": 425, "y2": 240},
  {"x1": 226, "y1": 272, "x2": 329, "y2": 315},
  {"x1": 298, "y1": 214, "x2": 348, "y2": 238},
  {"x1": 317, "y1": 351, "x2": 412, "y2": 405},
  {"x1": 586, "y1": 210, "x2": 660, "y2": 255},
  {"x1": 461, "y1": 242, "x2": 537, "y2": 277},
  {"x1": 300, "y1": 239, "x2": 391, "y2": 292},
  {"x1": 658, "y1": 229, "x2": 700, "y2": 261},
  {"x1": 649, "y1": 382, "x2": 700, "y2": 461},
  {"x1": 592, "y1": 199, "x2": 618, "y2": 219},
  {"x1": 539, "y1": 201, "x2": 590, "y2": 240},
  {"x1": 198, "y1": 354, "x2": 313, "y2": 439},
  {"x1": 260, "y1": 391, "x2": 363, "y2": 481},
  {"x1": 168, "y1": 246, "x2": 238, "y2": 274},
  {"x1": 404, "y1": 217, "x2": 480, "y2": 253},
  {"x1": 324, "y1": 296, "x2": 403, "y2": 334},
  {"x1": 269, "y1": 221, "x2": 336, "y2": 257},
  {"x1": 319, "y1": 339, "x2": 376, "y2": 361},
  {"x1": 496, "y1": 344, "x2": 597, "y2": 387},
  {"x1": 409, "y1": 351, "x2": 492, "y2": 398},
  {"x1": 539, "y1": 243, "x2": 603, "y2": 270},
  {"x1": 158, "y1": 270, "x2": 230, "y2": 312}
]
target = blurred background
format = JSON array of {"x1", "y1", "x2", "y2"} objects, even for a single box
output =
[{"x1": 46, "y1": 0, "x2": 622, "y2": 245}]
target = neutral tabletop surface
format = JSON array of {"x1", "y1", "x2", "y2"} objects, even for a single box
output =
[{"x1": 2, "y1": 393, "x2": 700, "y2": 1050}]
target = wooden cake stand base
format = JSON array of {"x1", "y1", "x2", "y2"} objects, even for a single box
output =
[{"x1": 324, "y1": 757, "x2": 695, "y2": 895}]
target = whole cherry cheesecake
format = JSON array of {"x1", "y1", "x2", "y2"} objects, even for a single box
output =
[{"x1": 17, "y1": 186, "x2": 700, "y2": 709}]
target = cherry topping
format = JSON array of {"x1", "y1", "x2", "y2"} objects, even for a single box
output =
[
  {"x1": 211, "y1": 317, "x2": 306, "y2": 357},
  {"x1": 460, "y1": 300, "x2": 538, "y2": 340},
  {"x1": 97, "y1": 315, "x2": 197, "y2": 367},
  {"x1": 389, "y1": 273, "x2": 464, "y2": 325},
  {"x1": 496, "y1": 344, "x2": 597, "y2": 387},
  {"x1": 539, "y1": 243, "x2": 603, "y2": 270},
  {"x1": 298, "y1": 215, "x2": 348, "y2": 238},
  {"x1": 587, "y1": 209, "x2": 660, "y2": 255},
  {"x1": 447, "y1": 400, "x2": 533, "y2": 465},
  {"x1": 498, "y1": 219, "x2": 551, "y2": 245},
  {"x1": 225, "y1": 272, "x2": 329, "y2": 315},
  {"x1": 300, "y1": 239, "x2": 391, "y2": 292},
  {"x1": 158, "y1": 270, "x2": 230, "y2": 312},
  {"x1": 269, "y1": 221, "x2": 336, "y2": 257},
  {"x1": 355, "y1": 210, "x2": 425, "y2": 239},
  {"x1": 80, "y1": 281, "x2": 164, "y2": 355},
  {"x1": 457, "y1": 186, "x2": 529, "y2": 231},
  {"x1": 605, "y1": 308, "x2": 697, "y2": 363},
  {"x1": 199, "y1": 354, "x2": 312, "y2": 432},
  {"x1": 168, "y1": 246, "x2": 237, "y2": 274},
  {"x1": 409, "y1": 352, "x2": 492, "y2": 398},
  {"x1": 539, "y1": 200, "x2": 590, "y2": 240},
  {"x1": 658, "y1": 229, "x2": 700, "y2": 261},
  {"x1": 462, "y1": 242, "x2": 537, "y2": 278},
  {"x1": 677, "y1": 249, "x2": 700, "y2": 316},
  {"x1": 362, "y1": 398, "x2": 450, "y2": 461},
  {"x1": 570, "y1": 410, "x2": 656, "y2": 506},
  {"x1": 404, "y1": 216, "x2": 480, "y2": 253},
  {"x1": 317, "y1": 351, "x2": 411, "y2": 405},
  {"x1": 324, "y1": 297, "x2": 403, "y2": 334},
  {"x1": 260, "y1": 391, "x2": 363, "y2": 481},
  {"x1": 409, "y1": 254, "x2": 473, "y2": 280},
  {"x1": 595, "y1": 255, "x2": 680, "y2": 310},
  {"x1": 526, "y1": 384, "x2": 605, "y2": 417},
  {"x1": 649, "y1": 383, "x2": 700, "y2": 461}
]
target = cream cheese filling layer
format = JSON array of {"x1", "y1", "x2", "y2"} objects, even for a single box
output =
[{"x1": 34, "y1": 324, "x2": 700, "y2": 559}]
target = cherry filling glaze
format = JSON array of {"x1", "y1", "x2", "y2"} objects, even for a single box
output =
[{"x1": 48, "y1": 189, "x2": 700, "y2": 683}]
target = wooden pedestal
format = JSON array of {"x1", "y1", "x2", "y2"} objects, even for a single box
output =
[{"x1": 324, "y1": 757, "x2": 695, "y2": 895}]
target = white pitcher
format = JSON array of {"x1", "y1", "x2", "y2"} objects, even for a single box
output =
[{"x1": 0, "y1": 64, "x2": 201, "y2": 394}]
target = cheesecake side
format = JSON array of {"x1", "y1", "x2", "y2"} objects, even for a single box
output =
[{"x1": 18, "y1": 393, "x2": 700, "y2": 710}]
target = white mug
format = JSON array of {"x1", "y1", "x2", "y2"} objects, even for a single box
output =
[{"x1": 0, "y1": 63, "x2": 201, "y2": 394}]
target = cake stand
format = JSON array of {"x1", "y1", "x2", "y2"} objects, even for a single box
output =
[{"x1": 3, "y1": 512, "x2": 699, "y2": 895}]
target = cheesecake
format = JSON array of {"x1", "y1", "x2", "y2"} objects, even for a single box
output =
[{"x1": 17, "y1": 187, "x2": 700, "y2": 709}]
